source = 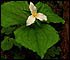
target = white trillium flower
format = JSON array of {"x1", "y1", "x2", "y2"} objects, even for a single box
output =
[{"x1": 26, "y1": 2, "x2": 47, "y2": 26}]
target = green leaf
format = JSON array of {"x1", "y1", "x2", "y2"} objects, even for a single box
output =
[
  {"x1": 36, "y1": 2, "x2": 65, "y2": 24},
  {"x1": 1, "y1": 27, "x2": 16, "y2": 35},
  {"x1": 1, "y1": 55, "x2": 7, "y2": 59},
  {"x1": 13, "y1": 40, "x2": 22, "y2": 49},
  {"x1": 14, "y1": 53, "x2": 25, "y2": 59},
  {"x1": 1, "y1": 37, "x2": 14, "y2": 51},
  {"x1": 1, "y1": 1, "x2": 30, "y2": 27},
  {"x1": 46, "y1": 46, "x2": 60, "y2": 57},
  {"x1": 54, "y1": 47, "x2": 61, "y2": 55},
  {"x1": 14, "y1": 24, "x2": 59, "y2": 58}
]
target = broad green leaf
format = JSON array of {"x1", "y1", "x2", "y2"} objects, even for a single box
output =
[
  {"x1": 1, "y1": 37, "x2": 14, "y2": 51},
  {"x1": 36, "y1": 2, "x2": 65, "y2": 24},
  {"x1": 1, "y1": 1, "x2": 30, "y2": 27},
  {"x1": 14, "y1": 24, "x2": 59, "y2": 58}
]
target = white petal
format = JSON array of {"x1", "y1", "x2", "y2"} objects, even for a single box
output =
[
  {"x1": 29, "y1": 2, "x2": 37, "y2": 13},
  {"x1": 36, "y1": 13, "x2": 47, "y2": 21},
  {"x1": 26, "y1": 15, "x2": 35, "y2": 26}
]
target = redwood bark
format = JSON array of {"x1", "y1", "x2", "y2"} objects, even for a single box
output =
[{"x1": 60, "y1": 1, "x2": 69, "y2": 60}]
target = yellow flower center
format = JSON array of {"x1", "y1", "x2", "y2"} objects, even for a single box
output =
[{"x1": 32, "y1": 11, "x2": 37, "y2": 17}]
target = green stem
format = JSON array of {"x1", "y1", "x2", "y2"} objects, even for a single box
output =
[{"x1": 36, "y1": 20, "x2": 41, "y2": 27}]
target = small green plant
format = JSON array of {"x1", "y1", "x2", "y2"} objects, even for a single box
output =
[
  {"x1": 44, "y1": 46, "x2": 61, "y2": 59},
  {"x1": 1, "y1": 55, "x2": 7, "y2": 59},
  {"x1": 1, "y1": 1, "x2": 64, "y2": 59}
]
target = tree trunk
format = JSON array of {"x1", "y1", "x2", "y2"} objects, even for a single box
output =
[{"x1": 60, "y1": 1, "x2": 69, "y2": 60}]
